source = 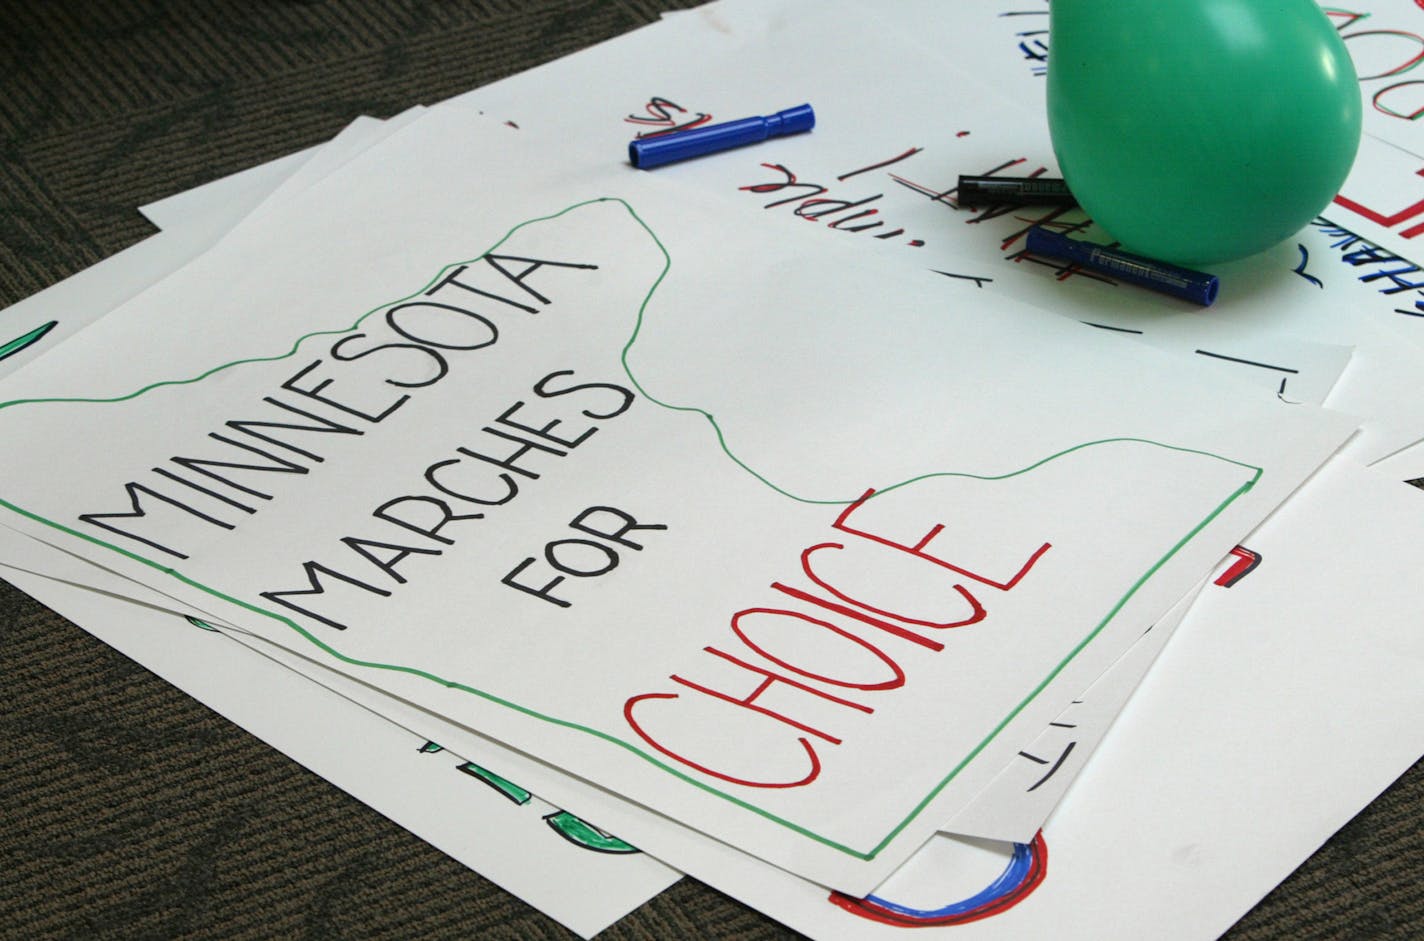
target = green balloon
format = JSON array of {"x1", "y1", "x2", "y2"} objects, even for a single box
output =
[{"x1": 1047, "y1": 0, "x2": 1362, "y2": 266}]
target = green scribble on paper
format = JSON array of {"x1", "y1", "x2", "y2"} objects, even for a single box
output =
[
  {"x1": 544, "y1": 810, "x2": 639, "y2": 854},
  {"x1": 457, "y1": 760, "x2": 532, "y2": 806}
]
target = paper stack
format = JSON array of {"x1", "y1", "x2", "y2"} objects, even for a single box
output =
[{"x1": 4, "y1": 2, "x2": 1424, "y2": 938}]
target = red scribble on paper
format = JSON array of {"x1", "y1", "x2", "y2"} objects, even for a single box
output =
[{"x1": 625, "y1": 96, "x2": 713, "y2": 138}]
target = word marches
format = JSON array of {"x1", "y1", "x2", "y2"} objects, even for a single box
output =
[
  {"x1": 259, "y1": 369, "x2": 635, "y2": 630},
  {"x1": 624, "y1": 488, "x2": 1051, "y2": 790}
]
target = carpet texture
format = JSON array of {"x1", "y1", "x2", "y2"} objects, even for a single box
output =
[{"x1": 1, "y1": 2, "x2": 1421, "y2": 938}]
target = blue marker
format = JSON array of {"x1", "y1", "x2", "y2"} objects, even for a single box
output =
[
  {"x1": 629, "y1": 104, "x2": 815, "y2": 169},
  {"x1": 1025, "y1": 227, "x2": 1219, "y2": 306}
]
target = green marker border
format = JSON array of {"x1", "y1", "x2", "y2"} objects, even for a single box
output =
[{"x1": 0, "y1": 198, "x2": 1262, "y2": 860}]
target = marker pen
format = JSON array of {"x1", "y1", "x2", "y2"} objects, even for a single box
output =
[
  {"x1": 1025, "y1": 227, "x2": 1219, "y2": 306},
  {"x1": 957, "y1": 175, "x2": 1077, "y2": 208},
  {"x1": 629, "y1": 104, "x2": 815, "y2": 169}
]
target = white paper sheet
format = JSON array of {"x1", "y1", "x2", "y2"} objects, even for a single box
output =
[
  {"x1": 528, "y1": 456, "x2": 1424, "y2": 940},
  {"x1": 940, "y1": 578, "x2": 1202, "y2": 842},
  {"x1": 227, "y1": 109, "x2": 427, "y2": 232},
  {"x1": 0, "y1": 105, "x2": 1354, "y2": 892},
  {"x1": 38, "y1": 106, "x2": 1160, "y2": 848},
  {"x1": 444, "y1": 1, "x2": 1424, "y2": 460},
  {"x1": 1368, "y1": 438, "x2": 1424, "y2": 480}
]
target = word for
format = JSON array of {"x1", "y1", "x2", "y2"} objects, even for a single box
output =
[
  {"x1": 623, "y1": 488, "x2": 1051, "y2": 790},
  {"x1": 502, "y1": 505, "x2": 667, "y2": 608}
]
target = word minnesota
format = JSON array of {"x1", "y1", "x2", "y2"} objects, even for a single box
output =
[{"x1": 73, "y1": 252, "x2": 629, "y2": 622}]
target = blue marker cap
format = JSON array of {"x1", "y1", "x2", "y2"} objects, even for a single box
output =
[
  {"x1": 1025, "y1": 227, "x2": 1220, "y2": 306},
  {"x1": 629, "y1": 104, "x2": 815, "y2": 169}
]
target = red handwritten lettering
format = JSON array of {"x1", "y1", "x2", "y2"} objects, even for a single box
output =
[
  {"x1": 624, "y1": 692, "x2": 823, "y2": 788},
  {"x1": 623, "y1": 487, "x2": 1050, "y2": 789}
]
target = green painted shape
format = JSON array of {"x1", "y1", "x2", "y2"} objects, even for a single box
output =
[
  {"x1": 417, "y1": 740, "x2": 443, "y2": 754},
  {"x1": 456, "y1": 761, "x2": 531, "y2": 805},
  {"x1": 543, "y1": 810, "x2": 639, "y2": 854},
  {"x1": 0, "y1": 320, "x2": 57, "y2": 363},
  {"x1": 184, "y1": 615, "x2": 220, "y2": 632},
  {"x1": 0, "y1": 198, "x2": 1266, "y2": 860}
]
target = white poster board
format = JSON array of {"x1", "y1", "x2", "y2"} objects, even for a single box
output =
[{"x1": 0, "y1": 107, "x2": 1353, "y2": 892}]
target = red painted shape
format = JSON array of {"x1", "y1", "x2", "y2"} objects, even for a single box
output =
[
  {"x1": 1214, "y1": 545, "x2": 1262, "y2": 588},
  {"x1": 1332, "y1": 168, "x2": 1424, "y2": 239}
]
